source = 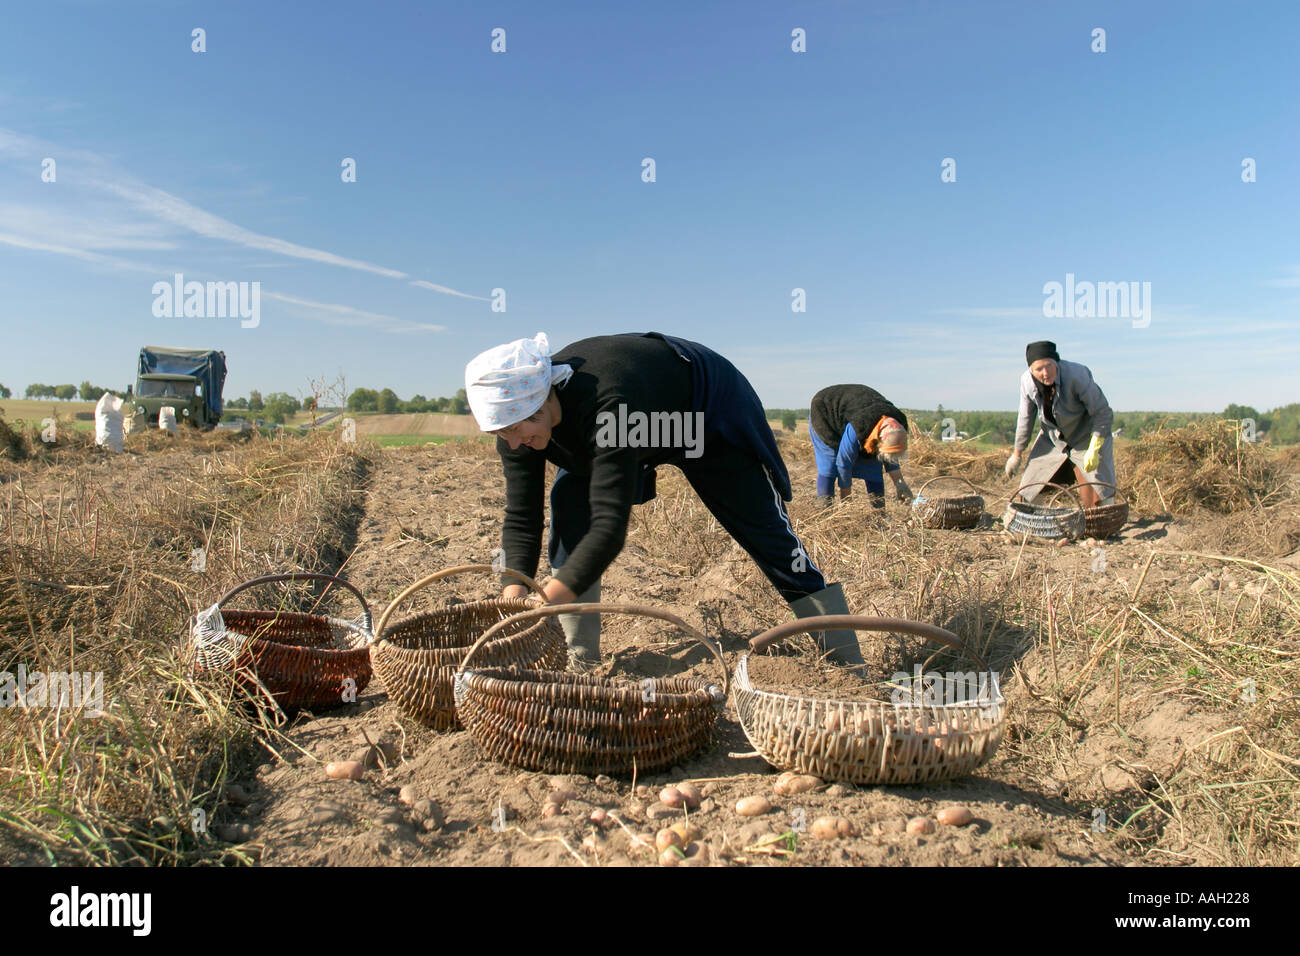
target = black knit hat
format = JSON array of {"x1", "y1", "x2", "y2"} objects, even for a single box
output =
[{"x1": 1026, "y1": 341, "x2": 1060, "y2": 366}]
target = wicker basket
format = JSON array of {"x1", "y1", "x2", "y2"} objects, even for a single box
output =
[
  {"x1": 911, "y1": 476, "x2": 985, "y2": 530},
  {"x1": 1004, "y1": 481, "x2": 1086, "y2": 540},
  {"x1": 192, "y1": 573, "x2": 374, "y2": 712},
  {"x1": 734, "y1": 615, "x2": 1005, "y2": 785},
  {"x1": 1050, "y1": 481, "x2": 1129, "y2": 539},
  {"x1": 453, "y1": 603, "x2": 728, "y2": 775},
  {"x1": 370, "y1": 565, "x2": 566, "y2": 730}
]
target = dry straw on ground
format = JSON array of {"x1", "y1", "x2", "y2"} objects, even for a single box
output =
[
  {"x1": 0, "y1": 426, "x2": 373, "y2": 864},
  {"x1": 2, "y1": 416, "x2": 1297, "y2": 866}
]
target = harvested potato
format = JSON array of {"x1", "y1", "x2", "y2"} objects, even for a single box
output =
[
  {"x1": 675, "y1": 782, "x2": 702, "y2": 809},
  {"x1": 937, "y1": 806, "x2": 974, "y2": 827},
  {"x1": 659, "y1": 786, "x2": 684, "y2": 809},
  {"x1": 774, "y1": 772, "x2": 822, "y2": 796},
  {"x1": 906, "y1": 816, "x2": 935, "y2": 835},
  {"x1": 670, "y1": 821, "x2": 703, "y2": 845},
  {"x1": 398, "y1": 784, "x2": 418, "y2": 806},
  {"x1": 656, "y1": 828, "x2": 683, "y2": 852},
  {"x1": 735, "y1": 796, "x2": 772, "y2": 817},
  {"x1": 589, "y1": 809, "x2": 609, "y2": 826},
  {"x1": 541, "y1": 803, "x2": 562, "y2": 818},
  {"x1": 811, "y1": 816, "x2": 855, "y2": 840},
  {"x1": 324, "y1": 760, "x2": 364, "y2": 781},
  {"x1": 659, "y1": 847, "x2": 685, "y2": 867}
]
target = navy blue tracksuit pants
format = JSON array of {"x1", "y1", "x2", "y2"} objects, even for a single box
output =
[{"x1": 547, "y1": 441, "x2": 827, "y2": 604}]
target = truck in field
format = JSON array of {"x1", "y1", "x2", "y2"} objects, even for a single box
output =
[{"x1": 133, "y1": 346, "x2": 228, "y2": 429}]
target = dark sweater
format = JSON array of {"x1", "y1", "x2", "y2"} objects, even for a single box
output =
[
  {"x1": 810, "y1": 385, "x2": 908, "y2": 447},
  {"x1": 498, "y1": 335, "x2": 695, "y2": 596}
]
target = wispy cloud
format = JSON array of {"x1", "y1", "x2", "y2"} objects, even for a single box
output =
[
  {"x1": 96, "y1": 178, "x2": 413, "y2": 279},
  {"x1": 931, "y1": 307, "x2": 1044, "y2": 318},
  {"x1": 1264, "y1": 265, "x2": 1300, "y2": 288},
  {"x1": 0, "y1": 231, "x2": 163, "y2": 273},
  {"x1": 410, "y1": 279, "x2": 487, "y2": 301},
  {"x1": 264, "y1": 292, "x2": 446, "y2": 334},
  {"x1": 0, "y1": 125, "x2": 481, "y2": 299}
]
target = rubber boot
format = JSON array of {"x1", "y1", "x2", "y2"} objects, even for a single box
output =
[
  {"x1": 788, "y1": 582, "x2": 865, "y2": 669},
  {"x1": 559, "y1": 580, "x2": 601, "y2": 668},
  {"x1": 816, "y1": 494, "x2": 834, "y2": 510}
]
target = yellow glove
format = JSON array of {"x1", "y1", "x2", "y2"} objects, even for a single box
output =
[{"x1": 1082, "y1": 434, "x2": 1104, "y2": 472}]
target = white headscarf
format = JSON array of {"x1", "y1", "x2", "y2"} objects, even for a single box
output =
[{"x1": 464, "y1": 332, "x2": 573, "y2": 431}]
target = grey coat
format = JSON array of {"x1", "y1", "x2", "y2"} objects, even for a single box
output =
[{"x1": 1013, "y1": 360, "x2": 1116, "y2": 503}]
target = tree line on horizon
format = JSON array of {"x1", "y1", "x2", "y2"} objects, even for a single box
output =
[
  {"x1": 763, "y1": 404, "x2": 1300, "y2": 445},
  {"x1": 3, "y1": 379, "x2": 1295, "y2": 443}
]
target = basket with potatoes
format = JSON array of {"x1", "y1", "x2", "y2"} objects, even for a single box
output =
[
  {"x1": 734, "y1": 616, "x2": 1005, "y2": 785},
  {"x1": 369, "y1": 565, "x2": 567, "y2": 730},
  {"x1": 453, "y1": 604, "x2": 728, "y2": 775}
]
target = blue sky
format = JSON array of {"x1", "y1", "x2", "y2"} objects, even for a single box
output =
[{"x1": 2, "y1": 0, "x2": 1297, "y2": 413}]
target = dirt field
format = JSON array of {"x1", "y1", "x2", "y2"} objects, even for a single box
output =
[
  {"x1": 1, "y1": 421, "x2": 1296, "y2": 867},
  {"x1": 351, "y1": 412, "x2": 481, "y2": 438}
]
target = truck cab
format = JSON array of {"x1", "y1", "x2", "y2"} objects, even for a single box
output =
[
  {"x1": 134, "y1": 347, "x2": 227, "y2": 429},
  {"x1": 135, "y1": 374, "x2": 203, "y2": 426}
]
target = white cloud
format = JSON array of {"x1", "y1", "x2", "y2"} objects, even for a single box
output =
[
  {"x1": 1264, "y1": 265, "x2": 1300, "y2": 288},
  {"x1": 410, "y1": 279, "x2": 487, "y2": 301},
  {"x1": 263, "y1": 292, "x2": 446, "y2": 334},
  {"x1": 0, "y1": 125, "x2": 480, "y2": 298}
]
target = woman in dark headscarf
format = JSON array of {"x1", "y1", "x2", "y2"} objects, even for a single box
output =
[{"x1": 1005, "y1": 341, "x2": 1116, "y2": 508}]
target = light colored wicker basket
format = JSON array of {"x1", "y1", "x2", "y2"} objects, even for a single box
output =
[
  {"x1": 192, "y1": 572, "x2": 373, "y2": 712},
  {"x1": 911, "y1": 476, "x2": 985, "y2": 530},
  {"x1": 454, "y1": 603, "x2": 728, "y2": 776},
  {"x1": 1004, "y1": 481, "x2": 1086, "y2": 540},
  {"x1": 734, "y1": 615, "x2": 1005, "y2": 785},
  {"x1": 370, "y1": 565, "x2": 566, "y2": 730}
]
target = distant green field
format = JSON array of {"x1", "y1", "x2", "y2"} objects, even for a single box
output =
[{"x1": 0, "y1": 398, "x2": 96, "y2": 420}]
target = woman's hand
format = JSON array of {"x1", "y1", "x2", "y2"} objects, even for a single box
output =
[
  {"x1": 501, "y1": 580, "x2": 579, "y2": 604},
  {"x1": 1004, "y1": 450, "x2": 1022, "y2": 478},
  {"x1": 541, "y1": 578, "x2": 578, "y2": 605}
]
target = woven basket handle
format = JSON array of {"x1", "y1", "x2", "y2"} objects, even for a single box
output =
[
  {"x1": 1047, "y1": 481, "x2": 1126, "y2": 508},
  {"x1": 457, "y1": 602, "x2": 730, "y2": 697},
  {"x1": 216, "y1": 573, "x2": 372, "y2": 632},
  {"x1": 1012, "y1": 480, "x2": 1082, "y2": 508},
  {"x1": 375, "y1": 564, "x2": 547, "y2": 637},
  {"x1": 748, "y1": 615, "x2": 991, "y2": 673},
  {"x1": 916, "y1": 475, "x2": 979, "y2": 497}
]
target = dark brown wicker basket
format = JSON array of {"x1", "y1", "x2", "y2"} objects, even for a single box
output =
[
  {"x1": 1051, "y1": 481, "x2": 1129, "y2": 539},
  {"x1": 911, "y1": 476, "x2": 985, "y2": 529},
  {"x1": 453, "y1": 604, "x2": 729, "y2": 776},
  {"x1": 735, "y1": 616, "x2": 1004, "y2": 784},
  {"x1": 370, "y1": 565, "x2": 567, "y2": 730},
  {"x1": 1004, "y1": 481, "x2": 1086, "y2": 540},
  {"x1": 192, "y1": 573, "x2": 374, "y2": 712}
]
